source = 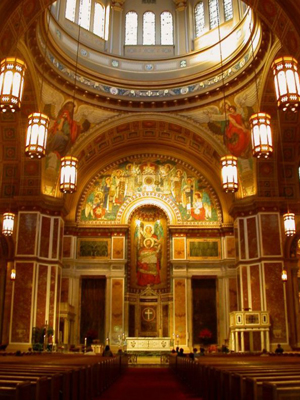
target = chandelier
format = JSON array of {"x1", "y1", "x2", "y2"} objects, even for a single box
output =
[
  {"x1": 60, "y1": 156, "x2": 78, "y2": 194},
  {"x1": 272, "y1": 56, "x2": 300, "y2": 113},
  {"x1": 283, "y1": 212, "x2": 296, "y2": 237},
  {"x1": 221, "y1": 155, "x2": 238, "y2": 193},
  {"x1": 2, "y1": 212, "x2": 15, "y2": 236},
  {"x1": 249, "y1": 112, "x2": 273, "y2": 158},
  {"x1": 0, "y1": 58, "x2": 26, "y2": 113},
  {"x1": 25, "y1": 112, "x2": 50, "y2": 158}
]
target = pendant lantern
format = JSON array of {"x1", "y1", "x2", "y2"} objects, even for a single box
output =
[
  {"x1": 10, "y1": 268, "x2": 16, "y2": 281},
  {"x1": 0, "y1": 58, "x2": 26, "y2": 113},
  {"x1": 249, "y1": 112, "x2": 273, "y2": 158},
  {"x1": 221, "y1": 155, "x2": 238, "y2": 193},
  {"x1": 283, "y1": 212, "x2": 296, "y2": 237},
  {"x1": 271, "y1": 56, "x2": 300, "y2": 112},
  {"x1": 281, "y1": 269, "x2": 287, "y2": 283},
  {"x1": 2, "y1": 212, "x2": 15, "y2": 236},
  {"x1": 25, "y1": 113, "x2": 50, "y2": 158},
  {"x1": 60, "y1": 156, "x2": 78, "y2": 193}
]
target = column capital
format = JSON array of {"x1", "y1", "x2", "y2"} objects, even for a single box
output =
[
  {"x1": 173, "y1": 0, "x2": 187, "y2": 11},
  {"x1": 111, "y1": 1, "x2": 125, "y2": 11}
]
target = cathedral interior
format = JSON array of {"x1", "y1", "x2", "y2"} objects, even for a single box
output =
[{"x1": 1, "y1": 0, "x2": 300, "y2": 354}]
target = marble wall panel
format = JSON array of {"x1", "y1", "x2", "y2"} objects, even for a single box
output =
[
  {"x1": 250, "y1": 264, "x2": 261, "y2": 311},
  {"x1": 239, "y1": 219, "x2": 246, "y2": 259},
  {"x1": 56, "y1": 268, "x2": 61, "y2": 338},
  {"x1": 63, "y1": 237, "x2": 72, "y2": 258},
  {"x1": 17, "y1": 213, "x2": 38, "y2": 255},
  {"x1": 264, "y1": 263, "x2": 287, "y2": 343},
  {"x1": 11, "y1": 263, "x2": 34, "y2": 343},
  {"x1": 52, "y1": 219, "x2": 59, "y2": 259},
  {"x1": 111, "y1": 279, "x2": 123, "y2": 343},
  {"x1": 61, "y1": 277, "x2": 69, "y2": 303},
  {"x1": 48, "y1": 266, "x2": 56, "y2": 328},
  {"x1": 36, "y1": 265, "x2": 48, "y2": 328},
  {"x1": 40, "y1": 217, "x2": 51, "y2": 258},
  {"x1": 229, "y1": 277, "x2": 238, "y2": 312},
  {"x1": 174, "y1": 279, "x2": 186, "y2": 345},
  {"x1": 247, "y1": 217, "x2": 258, "y2": 259},
  {"x1": 260, "y1": 214, "x2": 281, "y2": 256},
  {"x1": 241, "y1": 266, "x2": 249, "y2": 310}
]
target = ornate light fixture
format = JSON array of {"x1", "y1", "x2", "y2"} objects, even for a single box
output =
[
  {"x1": 60, "y1": 156, "x2": 78, "y2": 193},
  {"x1": 247, "y1": 12, "x2": 273, "y2": 159},
  {"x1": 25, "y1": 112, "x2": 50, "y2": 158},
  {"x1": 283, "y1": 212, "x2": 296, "y2": 237},
  {"x1": 10, "y1": 268, "x2": 16, "y2": 281},
  {"x1": 25, "y1": 8, "x2": 51, "y2": 158},
  {"x1": 249, "y1": 112, "x2": 273, "y2": 158},
  {"x1": 2, "y1": 212, "x2": 15, "y2": 236},
  {"x1": 271, "y1": 56, "x2": 300, "y2": 112},
  {"x1": 221, "y1": 155, "x2": 238, "y2": 193},
  {"x1": 0, "y1": 57, "x2": 26, "y2": 113},
  {"x1": 281, "y1": 269, "x2": 287, "y2": 283}
]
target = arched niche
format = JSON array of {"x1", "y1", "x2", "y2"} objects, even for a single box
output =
[{"x1": 76, "y1": 154, "x2": 223, "y2": 226}]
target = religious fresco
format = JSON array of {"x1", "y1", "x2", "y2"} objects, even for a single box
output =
[
  {"x1": 187, "y1": 239, "x2": 221, "y2": 260},
  {"x1": 41, "y1": 85, "x2": 116, "y2": 196},
  {"x1": 80, "y1": 158, "x2": 218, "y2": 223},
  {"x1": 77, "y1": 238, "x2": 110, "y2": 259},
  {"x1": 130, "y1": 207, "x2": 168, "y2": 292},
  {"x1": 181, "y1": 82, "x2": 258, "y2": 197}
]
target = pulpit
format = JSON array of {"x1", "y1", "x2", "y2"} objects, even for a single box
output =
[{"x1": 229, "y1": 311, "x2": 270, "y2": 352}]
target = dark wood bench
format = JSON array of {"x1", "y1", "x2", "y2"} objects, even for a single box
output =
[
  {"x1": 0, "y1": 381, "x2": 32, "y2": 400},
  {"x1": 262, "y1": 382, "x2": 300, "y2": 400}
]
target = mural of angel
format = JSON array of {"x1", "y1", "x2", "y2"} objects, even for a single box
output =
[
  {"x1": 134, "y1": 220, "x2": 164, "y2": 286},
  {"x1": 180, "y1": 82, "x2": 257, "y2": 159},
  {"x1": 41, "y1": 83, "x2": 117, "y2": 196}
]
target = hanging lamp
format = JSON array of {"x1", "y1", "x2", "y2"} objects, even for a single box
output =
[
  {"x1": 0, "y1": 57, "x2": 26, "y2": 113},
  {"x1": 281, "y1": 269, "x2": 287, "y2": 283},
  {"x1": 10, "y1": 268, "x2": 16, "y2": 281},
  {"x1": 248, "y1": 11, "x2": 273, "y2": 158},
  {"x1": 25, "y1": 112, "x2": 50, "y2": 158},
  {"x1": 60, "y1": 156, "x2": 78, "y2": 193},
  {"x1": 283, "y1": 212, "x2": 296, "y2": 237},
  {"x1": 249, "y1": 112, "x2": 273, "y2": 158},
  {"x1": 271, "y1": 56, "x2": 300, "y2": 112},
  {"x1": 0, "y1": 1, "x2": 26, "y2": 113},
  {"x1": 2, "y1": 212, "x2": 15, "y2": 236},
  {"x1": 25, "y1": 9, "x2": 51, "y2": 158},
  {"x1": 221, "y1": 155, "x2": 238, "y2": 193}
]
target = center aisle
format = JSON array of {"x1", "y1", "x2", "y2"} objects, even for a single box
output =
[{"x1": 97, "y1": 367, "x2": 201, "y2": 400}]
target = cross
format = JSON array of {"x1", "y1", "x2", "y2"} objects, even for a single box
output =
[{"x1": 144, "y1": 308, "x2": 153, "y2": 320}]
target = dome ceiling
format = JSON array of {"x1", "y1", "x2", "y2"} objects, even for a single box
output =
[{"x1": 25, "y1": 4, "x2": 273, "y2": 112}]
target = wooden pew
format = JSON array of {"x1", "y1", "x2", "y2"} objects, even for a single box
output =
[
  {"x1": 245, "y1": 377, "x2": 300, "y2": 400},
  {"x1": 0, "y1": 381, "x2": 32, "y2": 400},
  {"x1": 262, "y1": 382, "x2": 300, "y2": 400},
  {"x1": 0, "y1": 377, "x2": 48, "y2": 400}
]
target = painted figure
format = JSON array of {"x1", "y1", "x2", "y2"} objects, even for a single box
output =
[{"x1": 137, "y1": 238, "x2": 161, "y2": 286}]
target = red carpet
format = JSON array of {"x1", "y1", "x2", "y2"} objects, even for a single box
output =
[{"x1": 97, "y1": 367, "x2": 201, "y2": 400}]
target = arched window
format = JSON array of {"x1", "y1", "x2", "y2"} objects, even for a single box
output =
[
  {"x1": 161, "y1": 11, "x2": 173, "y2": 45},
  {"x1": 223, "y1": 0, "x2": 233, "y2": 21},
  {"x1": 125, "y1": 11, "x2": 138, "y2": 45},
  {"x1": 93, "y1": 2, "x2": 105, "y2": 38},
  {"x1": 209, "y1": 0, "x2": 220, "y2": 29},
  {"x1": 79, "y1": 0, "x2": 92, "y2": 30},
  {"x1": 143, "y1": 11, "x2": 155, "y2": 45},
  {"x1": 195, "y1": 2, "x2": 205, "y2": 38},
  {"x1": 65, "y1": 0, "x2": 76, "y2": 22}
]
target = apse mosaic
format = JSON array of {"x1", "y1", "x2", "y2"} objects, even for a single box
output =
[
  {"x1": 129, "y1": 206, "x2": 169, "y2": 293},
  {"x1": 79, "y1": 158, "x2": 219, "y2": 223}
]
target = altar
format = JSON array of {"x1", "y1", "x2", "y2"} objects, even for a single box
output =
[{"x1": 126, "y1": 337, "x2": 171, "y2": 352}]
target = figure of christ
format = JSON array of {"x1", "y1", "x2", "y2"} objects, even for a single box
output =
[{"x1": 137, "y1": 238, "x2": 161, "y2": 286}]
